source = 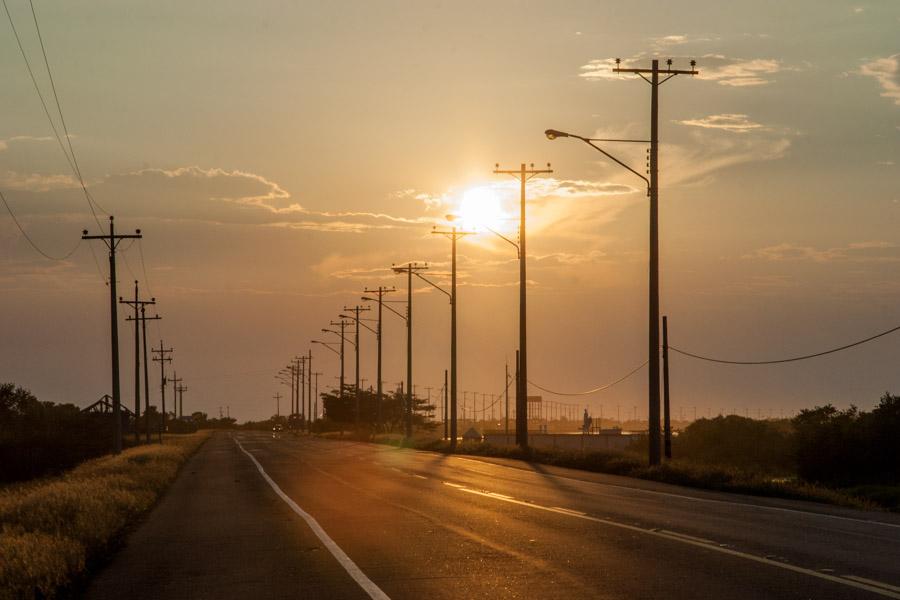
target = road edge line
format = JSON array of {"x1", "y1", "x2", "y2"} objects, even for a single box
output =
[{"x1": 233, "y1": 436, "x2": 391, "y2": 600}]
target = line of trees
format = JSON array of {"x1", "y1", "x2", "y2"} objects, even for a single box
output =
[
  {"x1": 663, "y1": 392, "x2": 899, "y2": 488},
  {"x1": 320, "y1": 386, "x2": 436, "y2": 433},
  {"x1": 0, "y1": 383, "x2": 117, "y2": 482}
]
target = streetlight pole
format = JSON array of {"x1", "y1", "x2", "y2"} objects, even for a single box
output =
[
  {"x1": 493, "y1": 163, "x2": 552, "y2": 450},
  {"x1": 545, "y1": 58, "x2": 697, "y2": 465},
  {"x1": 363, "y1": 287, "x2": 396, "y2": 430},
  {"x1": 431, "y1": 225, "x2": 473, "y2": 450},
  {"x1": 392, "y1": 262, "x2": 428, "y2": 438}
]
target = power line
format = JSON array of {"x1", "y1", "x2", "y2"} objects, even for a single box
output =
[
  {"x1": 528, "y1": 360, "x2": 649, "y2": 396},
  {"x1": 2, "y1": 0, "x2": 106, "y2": 228},
  {"x1": 27, "y1": 0, "x2": 108, "y2": 218},
  {"x1": 669, "y1": 323, "x2": 900, "y2": 365},
  {"x1": 1, "y1": 188, "x2": 80, "y2": 260}
]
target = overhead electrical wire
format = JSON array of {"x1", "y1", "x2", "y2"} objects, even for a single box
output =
[
  {"x1": 27, "y1": 0, "x2": 109, "y2": 219},
  {"x1": 668, "y1": 323, "x2": 900, "y2": 365},
  {"x1": 528, "y1": 359, "x2": 649, "y2": 397},
  {"x1": 1, "y1": 189, "x2": 80, "y2": 260}
]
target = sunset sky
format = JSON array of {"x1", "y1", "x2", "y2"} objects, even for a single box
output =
[{"x1": 2, "y1": 0, "x2": 899, "y2": 421}]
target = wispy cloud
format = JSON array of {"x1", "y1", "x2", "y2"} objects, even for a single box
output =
[
  {"x1": 858, "y1": 54, "x2": 900, "y2": 106},
  {"x1": 677, "y1": 114, "x2": 767, "y2": 133},
  {"x1": 0, "y1": 170, "x2": 80, "y2": 192},
  {"x1": 0, "y1": 135, "x2": 54, "y2": 152},
  {"x1": 744, "y1": 241, "x2": 900, "y2": 263}
]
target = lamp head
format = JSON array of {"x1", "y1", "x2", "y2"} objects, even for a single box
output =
[{"x1": 545, "y1": 129, "x2": 569, "y2": 140}]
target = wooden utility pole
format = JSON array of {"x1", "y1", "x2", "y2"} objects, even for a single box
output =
[
  {"x1": 125, "y1": 295, "x2": 160, "y2": 443},
  {"x1": 170, "y1": 372, "x2": 182, "y2": 420},
  {"x1": 493, "y1": 163, "x2": 552, "y2": 451},
  {"x1": 82, "y1": 216, "x2": 142, "y2": 453},
  {"x1": 391, "y1": 262, "x2": 429, "y2": 439},
  {"x1": 342, "y1": 305, "x2": 371, "y2": 428},
  {"x1": 663, "y1": 315, "x2": 672, "y2": 459},
  {"x1": 151, "y1": 342, "x2": 172, "y2": 440},
  {"x1": 363, "y1": 286, "x2": 397, "y2": 430},
  {"x1": 273, "y1": 392, "x2": 282, "y2": 417},
  {"x1": 612, "y1": 57, "x2": 697, "y2": 465}
]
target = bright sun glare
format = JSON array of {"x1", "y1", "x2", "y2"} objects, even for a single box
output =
[{"x1": 457, "y1": 187, "x2": 506, "y2": 230}]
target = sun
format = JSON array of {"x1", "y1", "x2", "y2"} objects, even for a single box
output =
[{"x1": 456, "y1": 187, "x2": 507, "y2": 230}]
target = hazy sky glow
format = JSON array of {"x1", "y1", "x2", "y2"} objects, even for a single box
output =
[{"x1": 2, "y1": 1, "x2": 899, "y2": 421}]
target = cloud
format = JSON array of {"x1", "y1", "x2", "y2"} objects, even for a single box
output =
[
  {"x1": 580, "y1": 54, "x2": 785, "y2": 87},
  {"x1": 663, "y1": 131, "x2": 791, "y2": 186},
  {"x1": 10, "y1": 165, "x2": 431, "y2": 233},
  {"x1": 0, "y1": 170, "x2": 80, "y2": 192},
  {"x1": 744, "y1": 241, "x2": 900, "y2": 263},
  {"x1": 0, "y1": 135, "x2": 54, "y2": 152},
  {"x1": 677, "y1": 114, "x2": 767, "y2": 133},
  {"x1": 858, "y1": 54, "x2": 900, "y2": 106}
]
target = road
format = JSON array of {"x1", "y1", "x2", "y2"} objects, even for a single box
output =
[{"x1": 87, "y1": 431, "x2": 900, "y2": 599}]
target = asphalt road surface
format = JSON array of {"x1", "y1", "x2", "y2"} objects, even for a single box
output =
[{"x1": 87, "y1": 431, "x2": 900, "y2": 599}]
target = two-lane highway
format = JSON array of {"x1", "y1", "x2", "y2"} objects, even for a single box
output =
[{"x1": 88, "y1": 431, "x2": 900, "y2": 599}]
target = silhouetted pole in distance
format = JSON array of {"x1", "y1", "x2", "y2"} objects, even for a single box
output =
[
  {"x1": 83, "y1": 216, "x2": 142, "y2": 453},
  {"x1": 121, "y1": 280, "x2": 141, "y2": 444},
  {"x1": 363, "y1": 287, "x2": 396, "y2": 430},
  {"x1": 170, "y1": 372, "x2": 182, "y2": 420},
  {"x1": 138, "y1": 305, "x2": 160, "y2": 442},
  {"x1": 307, "y1": 349, "x2": 313, "y2": 432},
  {"x1": 392, "y1": 262, "x2": 428, "y2": 439},
  {"x1": 444, "y1": 369, "x2": 449, "y2": 440},
  {"x1": 494, "y1": 163, "x2": 552, "y2": 450},
  {"x1": 151, "y1": 342, "x2": 172, "y2": 440},
  {"x1": 663, "y1": 315, "x2": 672, "y2": 460}
]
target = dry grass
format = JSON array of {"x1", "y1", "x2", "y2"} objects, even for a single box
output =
[{"x1": 0, "y1": 433, "x2": 209, "y2": 599}]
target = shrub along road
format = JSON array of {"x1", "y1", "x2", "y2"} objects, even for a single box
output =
[{"x1": 87, "y1": 431, "x2": 900, "y2": 599}]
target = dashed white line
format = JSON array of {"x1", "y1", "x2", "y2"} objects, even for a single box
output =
[{"x1": 234, "y1": 437, "x2": 391, "y2": 600}]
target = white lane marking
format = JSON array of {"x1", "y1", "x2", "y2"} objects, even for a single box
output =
[
  {"x1": 412, "y1": 474, "x2": 428, "y2": 480},
  {"x1": 843, "y1": 576, "x2": 900, "y2": 594},
  {"x1": 234, "y1": 437, "x2": 391, "y2": 600},
  {"x1": 659, "y1": 529, "x2": 718, "y2": 546},
  {"x1": 442, "y1": 481, "x2": 464, "y2": 488},
  {"x1": 447, "y1": 485, "x2": 900, "y2": 599},
  {"x1": 446, "y1": 456, "x2": 900, "y2": 530},
  {"x1": 552, "y1": 506, "x2": 587, "y2": 517}
]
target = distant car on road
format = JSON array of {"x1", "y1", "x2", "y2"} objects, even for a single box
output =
[{"x1": 272, "y1": 424, "x2": 283, "y2": 433}]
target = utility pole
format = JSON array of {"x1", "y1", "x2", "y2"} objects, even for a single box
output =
[
  {"x1": 307, "y1": 349, "x2": 313, "y2": 431},
  {"x1": 313, "y1": 371, "x2": 322, "y2": 423},
  {"x1": 120, "y1": 280, "x2": 144, "y2": 444},
  {"x1": 493, "y1": 163, "x2": 552, "y2": 451},
  {"x1": 443, "y1": 369, "x2": 449, "y2": 441},
  {"x1": 298, "y1": 356, "x2": 307, "y2": 424},
  {"x1": 83, "y1": 216, "x2": 142, "y2": 453},
  {"x1": 342, "y1": 305, "x2": 371, "y2": 428},
  {"x1": 274, "y1": 392, "x2": 282, "y2": 417},
  {"x1": 151, "y1": 341, "x2": 172, "y2": 440},
  {"x1": 392, "y1": 262, "x2": 429, "y2": 439},
  {"x1": 126, "y1": 296, "x2": 160, "y2": 443},
  {"x1": 177, "y1": 384, "x2": 187, "y2": 419},
  {"x1": 663, "y1": 315, "x2": 672, "y2": 459},
  {"x1": 362, "y1": 287, "x2": 396, "y2": 430},
  {"x1": 432, "y1": 226, "x2": 473, "y2": 451},
  {"x1": 170, "y1": 372, "x2": 182, "y2": 420},
  {"x1": 328, "y1": 320, "x2": 352, "y2": 401},
  {"x1": 505, "y1": 361, "x2": 510, "y2": 441},
  {"x1": 612, "y1": 57, "x2": 698, "y2": 466}
]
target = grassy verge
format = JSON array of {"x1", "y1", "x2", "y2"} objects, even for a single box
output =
[
  {"x1": 367, "y1": 435, "x2": 885, "y2": 511},
  {"x1": 0, "y1": 432, "x2": 210, "y2": 599}
]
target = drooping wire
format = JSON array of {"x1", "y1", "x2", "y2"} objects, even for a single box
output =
[
  {"x1": 27, "y1": 0, "x2": 109, "y2": 219},
  {"x1": 668, "y1": 323, "x2": 900, "y2": 365},
  {"x1": 528, "y1": 359, "x2": 649, "y2": 396},
  {"x1": 3, "y1": 0, "x2": 105, "y2": 229},
  {"x1": 1, "y1": 188, "x2": 80, "y2": 260}
]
